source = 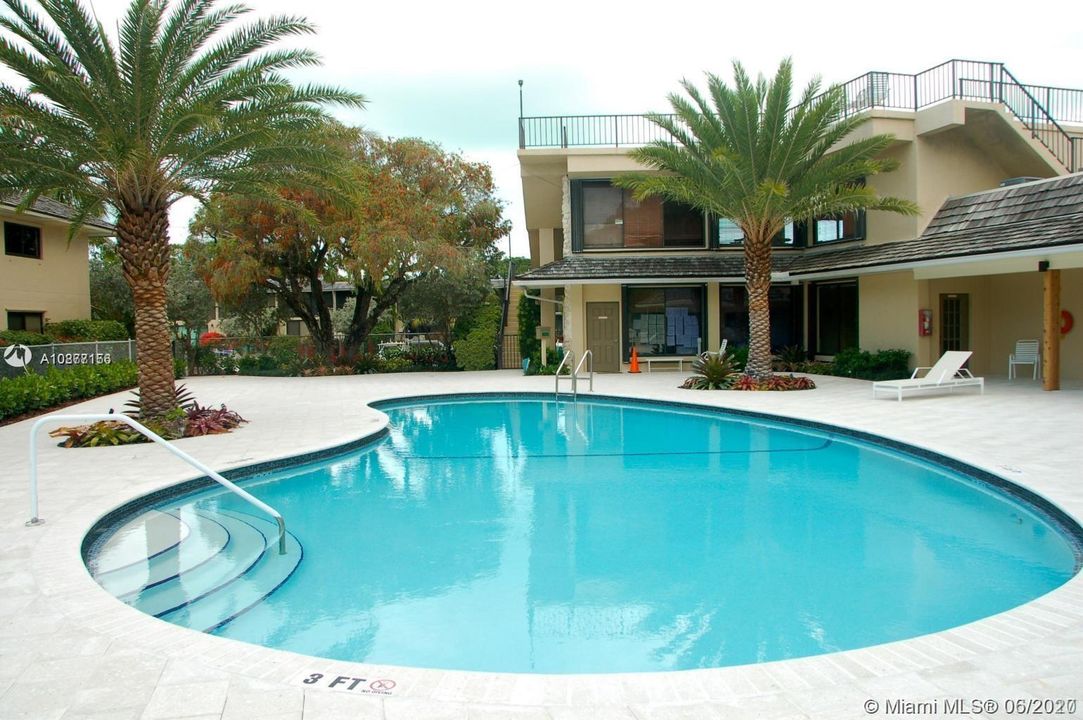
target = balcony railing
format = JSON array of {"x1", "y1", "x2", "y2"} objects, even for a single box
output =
[{"x1": 519, "y1": 59, "x2": 1082, "y2": 172}]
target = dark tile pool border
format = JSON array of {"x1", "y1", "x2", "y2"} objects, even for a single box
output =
[{"x1": 82, "y1": 391, "x2": 1083, "y2": 574}]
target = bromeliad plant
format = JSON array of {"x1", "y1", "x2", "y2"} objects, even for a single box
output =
[{"x1": 682, "y1": 351, "x2": 741, "y2": 389}]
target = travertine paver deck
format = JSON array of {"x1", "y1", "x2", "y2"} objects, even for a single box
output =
[{"x1": 1, "y1": 371, "x2": 1081, "y2": 720}]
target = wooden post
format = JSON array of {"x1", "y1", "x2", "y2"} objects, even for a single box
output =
[{"x1": 1043, "y1": 269, "x2": 1061, "y2": 391}]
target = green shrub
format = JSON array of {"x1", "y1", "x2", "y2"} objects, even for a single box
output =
[
  {"x1": 829, "y1": 347, "x2": 910, "y2": 381},
  {"x1": 517, "y1": 293, "x2": 540, "y2": 361},
  {"x1": 0, "y1": 361, "x2": 139, "y2": 420},
  {"x1": 0, "y1": 330, "x2": 52, "y2": 346},
  {"x1": 173, "y1": 357, "x2": 188, "y2": 379},
  {"x1": 453, "y1": 302, "x2": 502, "y2": 371},
  {"x1": 46, "y1": 319, "x2": 128, "y2": 341},
  {"x1": 728, "y1": 345, "x2": 748, "y2": 372}
]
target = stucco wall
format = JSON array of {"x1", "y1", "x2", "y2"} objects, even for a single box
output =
[
  {"x1": 1, "y1": 217, "x2": 92, "y2": 330},
  {"x1": 857, "y1": 272, "x2": 924, "y2": 365},
  {"x1": 986, "y1": 270, "x2": 1083, "y2": 381}
]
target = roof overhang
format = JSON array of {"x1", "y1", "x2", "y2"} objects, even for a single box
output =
[
  {"x1": 515, "y1": 272, "x2": 794, "y2": 288},
  {"x1": 0, "y1": 203, "x2": 115, "y2": 237},
  {"x1": 785, "y1": 243, "x2": 1083, "y2": 282}
]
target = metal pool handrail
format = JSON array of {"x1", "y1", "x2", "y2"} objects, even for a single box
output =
[
  {"x1": 575, "y1": 350, "x2": 594, "y2": 393},
  {"x1": 555, "y1": 350, "x2": 576, "y2": 397},
  {"x1": 26, "y1": 413, "x2": 287, "y2": 555}
]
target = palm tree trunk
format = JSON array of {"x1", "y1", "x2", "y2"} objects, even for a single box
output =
[
  {"x1": 744, "y1": 235, "x2": 773, "y2": 377},
  {"x1": 116, "y1": 206, "x2": 177, "y2": 419}
]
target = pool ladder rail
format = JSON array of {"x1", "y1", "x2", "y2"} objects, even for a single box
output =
[
  {"x1": 555, "y1": 349, "x2": 594, "y2": 399},
  {"x1": 26, "y1": 413, "x2": 288, "y2": 555}
]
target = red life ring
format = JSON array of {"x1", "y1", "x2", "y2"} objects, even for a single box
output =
[{"x1": 1062, "y1": 310, "x2": 1074, "y2": 335}]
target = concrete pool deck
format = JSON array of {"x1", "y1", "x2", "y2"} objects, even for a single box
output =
[{"x1": 1, "y1": 370, "x2": 1081, "y2": 719}]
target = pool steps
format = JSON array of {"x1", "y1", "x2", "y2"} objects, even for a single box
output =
[{"x1": 90, "y1": 508, "x2": 302, "y2": 632}]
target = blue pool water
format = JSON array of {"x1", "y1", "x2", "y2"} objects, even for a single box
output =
[{"x1": 86, "y1": 395, "x2": 1080, "y2": 673}]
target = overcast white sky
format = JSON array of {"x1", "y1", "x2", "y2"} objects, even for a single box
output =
[{"x1": 4, "y1": 0, "x2": 1082, "y2": 256}]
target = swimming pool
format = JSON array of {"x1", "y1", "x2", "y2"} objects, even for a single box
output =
[{"x1": 84, "y1": 394, "x2": 1081, "y2": 673}]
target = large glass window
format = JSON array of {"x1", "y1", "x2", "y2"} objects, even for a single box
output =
[
  {"x1": 582, "y1": 183, "x2": 623, "y2": 248},
  {"x1": 575, "y1": 181, "x2": 705, "y2": 250},
  {"x1": 814, "y1": 211, "x2": 864, "y2": 244},
  {"x1": 625, "y1": 286, "x2": 704, "y2": 357},
  {"x1": 814, "y1": 281, "x2": 858, "y2": 356},
  {"x1": 719, "y1": 285, "x2": 803, "y2": 349},
  {"x1": 4, "y1": 222, "x2": 42, "y2": 259},
  {"x1": 716, "y1": 219, "x2": 799, "y2": 247}
]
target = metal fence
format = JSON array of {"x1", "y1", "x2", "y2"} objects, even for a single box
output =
[
  {"x1": 519, "y1": 59, "x2": 1082, "y2": 172},
  {"x1": 1, "y1": 339, "x2": 136, "y2": 379}
]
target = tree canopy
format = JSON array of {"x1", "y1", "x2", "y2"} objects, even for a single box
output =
[
  {"x1": 191, "y1": 125, "x2": 511, "y2": 361},
  {"x1": 0, "y1": 0, "x2": 364, "y2": 416}
]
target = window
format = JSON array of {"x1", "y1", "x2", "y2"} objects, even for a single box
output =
[
  {"x1": 573, "y1": 181, "x2": 706, "y2": 250},
  {"x1": 285, "y1": 319, "x2": 302, "y2": 336},
  {"x1": 715, "y1": 219, "x2": 801, "y2": 247},
  {"x1": 814, "y1": 211, "x2": 864, "y2": 244},
  {"x1": 813, "y1": 281, "x2": 858, "y2": 356},
  {"x1": 4, "y1": 222, "x2": 42, "y2": 259},
  {"x1": 719, "y1": 285, "x2": 803, "y2": 349},
  {"x1": 7, "y1": 311, "x2": 44, "y2": 333},
  {"x1": 624, "y1": 286, "x2": 704, "y2": 357}
]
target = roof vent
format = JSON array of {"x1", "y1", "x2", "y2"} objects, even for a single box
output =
[{"x1": 999, "y1": 176, "x2": 1043, "y2": 187}]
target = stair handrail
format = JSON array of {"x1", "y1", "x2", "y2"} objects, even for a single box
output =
[
  {"x1": 27, "y1": 413, "x2": 287, "y2": 555},
  {"x1": 997, "y1": 65, "x2": 1076, "y2": 172},
  {"x1": 575, "y1": 349, "x2": 594, "y2": 393},
  {"x1": 555, "y1": 350, "x2": 576, "y2": 398}
]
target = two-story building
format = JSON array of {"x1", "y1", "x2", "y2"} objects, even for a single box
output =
[
  {"x1": 1, "y1": 195, "x2": 114, "y2": 332},
  {"x1": 515, "y1": 60, "x2": 1083, "y2": 383}
]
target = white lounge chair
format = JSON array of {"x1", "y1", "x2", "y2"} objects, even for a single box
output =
[
  {"x1": 1008, "y1": 339, "x2": 1040, "y2": 380},
  {"x1": 872, "y1": 350, "x2": 984, "y2": 401}
]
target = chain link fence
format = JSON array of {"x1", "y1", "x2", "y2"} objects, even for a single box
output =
[{"x1": 1, "y1": 339, "x2": 136, "y2": 380}]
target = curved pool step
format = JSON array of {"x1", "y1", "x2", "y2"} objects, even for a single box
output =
[
  {"x1": 156, "y1": 510, "x2": 302, "y2": 632},
  {"x1": 93, "y1": 508, "x2": 230, "y2": 599},
  {"x1": 126, "y1": 510, "x2": 275, "y2": 616}
]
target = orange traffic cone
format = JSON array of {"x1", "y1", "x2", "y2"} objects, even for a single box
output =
[{"x1": 629, "y1": 346, "x2": 641, "y2": 374}]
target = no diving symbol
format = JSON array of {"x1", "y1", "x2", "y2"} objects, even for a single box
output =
[{"x1": 370, "y1": 679, "x2": 396, "y2": 692}]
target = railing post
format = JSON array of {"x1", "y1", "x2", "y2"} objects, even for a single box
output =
[
  {"x1": 561, "y1": 124, "x2": 567, "y2": 149},
  {"x1": 518, "y1": 118, "x2": 525, "y2": 149},
  {"x1": 951, "y1": 62, "x2": 957, "y2": 98},
  {"x1": 989, "y1": 62, "x2": 997, "y2": 102},
  {"x1": 614, "y1": 115, "x2": 620, "y2": 148}
]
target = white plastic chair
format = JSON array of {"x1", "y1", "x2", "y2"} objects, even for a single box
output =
[{"x1": 1008, "y1": 339, "x2": 1040, "y2": 380}]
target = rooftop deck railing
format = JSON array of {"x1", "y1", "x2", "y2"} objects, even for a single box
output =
[{"x1": 519, "y1": 60, "x2": 1082, "y2": 172}]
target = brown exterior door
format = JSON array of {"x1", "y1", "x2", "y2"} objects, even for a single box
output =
[{"x1": 587, "y1": 302, "x2": 620, "y2": 372}]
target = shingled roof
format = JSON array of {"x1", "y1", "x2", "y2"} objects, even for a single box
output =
[
  {"x1": 515, "y1": 253, "x2": 799, "y2": 284},
  {"x1": 516, "y1": 174, "x2": 1083, "y2": 284},
  {"x1": 1, "y1": 193, "x2": 115, "y2": 233},
  {"x1": 788, "y1": 173, "x2": 1083, "y2": 276}
]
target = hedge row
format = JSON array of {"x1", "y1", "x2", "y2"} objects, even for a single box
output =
[
  {"x1": 0, "y1": 319, "x2": 129, "y2": 347},
  {"x1": 0, "y1": 361, "x2": 139, "y2": 420}
]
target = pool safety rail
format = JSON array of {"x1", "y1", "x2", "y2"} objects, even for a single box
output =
[
  {"x1": 555, "y1": 349, "x2": 594, "y2": 399},
  {"x1": 26, "y1": 413, "x2": 287, "y2": 554}
]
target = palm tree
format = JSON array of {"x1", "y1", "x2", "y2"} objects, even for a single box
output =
[
  {"x1": 615, "y1": 59, "x2": 917, "y2": 377},
  {"x1": 0, "y1": 0, "x2": 365, "y2": 417}
]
